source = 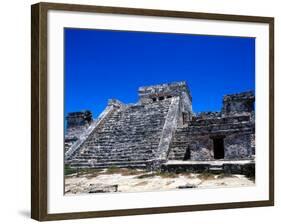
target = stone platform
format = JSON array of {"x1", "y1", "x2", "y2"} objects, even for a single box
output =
[{"x1": 162, "y1": 160, "x2": 255, "y2": 174}]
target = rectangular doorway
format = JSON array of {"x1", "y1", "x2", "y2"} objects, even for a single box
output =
[
  {"x1": 213, "y1": 137, "x2": 224, "y2": 159},
  {"x1": 183, "y1": 146, "x2": 190, "y2": 160}
]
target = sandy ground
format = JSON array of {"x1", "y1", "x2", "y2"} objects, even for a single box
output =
[{"x1": 65, "y1": 168, "x2": 254, "y2": 195}]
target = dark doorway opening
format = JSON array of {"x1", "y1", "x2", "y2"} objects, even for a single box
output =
[
  {"x1": 183, "y1": 146, "x2": 190, "y2": 160},
  {"x1": 213, "y1": 137, "x2": 224, "y2": 159}
]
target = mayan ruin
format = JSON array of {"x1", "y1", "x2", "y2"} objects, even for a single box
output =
[{"x1": 64, "y1": 81, "x2": 255, "y2": 176}]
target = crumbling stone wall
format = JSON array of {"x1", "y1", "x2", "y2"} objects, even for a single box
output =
[
  {"x1": 224, "y1": 133, "x2": 252, "y2": 159},
  {"x1": 138, "y1": 81, "x2": 193, "y2": 118},
  {"x1": 66, "y1": 111, "x2": 93, "y2": 128},
  {"x1": 194, "y1": 112, "x2": 221, "y2": 120},
  {"x1": 169, "y1": 113, "x2": 255, "y2": 161},
  {"x1": 222, "y1": 91, "x2": 255, "y2": 115},
  {"x1": 189, "y1": 135, "x2": 214, "y2": 160},
  {"x1": 65, "y1": 111, "x2": 93, "y2": 152},
  {"x1": 169, "y1": 90, "x2": 255, "y2": 162}
]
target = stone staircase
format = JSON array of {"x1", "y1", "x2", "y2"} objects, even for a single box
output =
[
  {"x1": 69, "y1": 99, "x2": 172, "y2": 168},
  {"x1": 168, "y1": 128, "x2": 189, "y2": 160},
  {"x1": 208, "y1": 165, "x2": 224, "y2": 173}
]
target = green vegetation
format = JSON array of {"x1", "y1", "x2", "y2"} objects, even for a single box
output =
[
  {"x1": 64, "y1": 164, "x2": 78, "y2": 176},
  {"x1": 104, "y1": 165, "x2": 120, "y2": 174},
  {"x1": 64, "y1": 165, "x2": 104, "y2": 177},
  {"x1": 81, "y1": 168, "x2": 103, "y2": 178},
  {"x1": 103, "y1": 167, "x2": 145, "y2": 176},
  {"x1": 117, "y1": 168, "x2": 145, "y2": 176},
  {"x1": 65, "y1": 165, "x2": 147, "y2": 177}
]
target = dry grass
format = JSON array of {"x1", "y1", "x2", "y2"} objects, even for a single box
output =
[
  {"x1": 179, "y1": 172, "x2": 193, "y2": 177},
  {"x1": 104, "y1": 167, "x2": 146, "y2": 176},
  {"x1": 165, "y1": 180, "x2": 175, "y2": 186},
  {"x1": 66, "y1": 166, "x2": 147, "y2": 177},
  {"x1": 136, "y1": 173, "x2": 156, "y2": 179},
  {"x1": 85, "y1": 173, "x2": 100, "y2": 178},
  {"x1": 197, "y1": 172, "x2": 217, "y2": 180},
  {"x1": 64, "y1": 165, "x2": 104, "y2": 177},
  {"x1": 156, "y1": 172, "x2": 178, "y2": 178},
  {"x1": 79, "y1": 169, "x2": 103, "y2": 178},
  {"x1": 134, "y1": 181, "x2": 148, "y2": 186},
  {"x1": 217, "y1": 173, "x2": 235, "y2": 179},
  {"x1": 103, "y1": 166, "x2": 120, "y2": 174},
  {"x1": 136, "y1": 171, "x2": 179, "y2": 179},
  {"x1": 118, "y1": 168, "x2": 146, "y2": 176},
  {"x1": 219, "y1": 182, "x2": 227, "y2": 186}
]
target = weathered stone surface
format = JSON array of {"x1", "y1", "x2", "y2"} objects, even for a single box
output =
[
  {"x1": 66, "y1": 81, "x2": 255, "y2": 170},
  {"x1": 66, "y1": 111, "x2": 93, "y2": 131},
  {"x1": 156, "y1": 97, "x2": 181, "y2": 162},
  {"x1": 169, "y1": 107, "x2": 255, "y2": 161},
  {"x1": 162, "y1": 160, "x2": 255, "y2": 174},
  {"x1": 69, "y1": 98, "x2": 172, "y2": 168},
  {"x1": 222, "y1": 91, "x2": 255, "y2": 115},
  {"x1": 65, "y1": 104, "x2": 115, "y2": 161},
  {"x1": 224, "y1": 133, "x2": 252, "y2": 159},
  {"x1": 65, "y1": 111, "x2": 94, "y2": 152}
]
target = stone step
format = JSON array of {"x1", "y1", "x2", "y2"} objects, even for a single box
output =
[
  {"x1": 208, "y1": 166, "x2": 223, "y2": 173},
  {"x1": 69, "y1": 99, "x2": 172, "y2": 168},
  {"x1": 76, "y1": 155, "x2": 153, "y2": 160},
  {"x1": 70, "y1": 160, "x2": 149, "y2": 169},
  {"x1": 80, "y1": 151, "x2": 154, "y2": 156}
]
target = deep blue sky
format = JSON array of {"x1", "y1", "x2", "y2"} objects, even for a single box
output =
[{"x1": 65, "y1": 28, "x2": 255, "y2": 118}]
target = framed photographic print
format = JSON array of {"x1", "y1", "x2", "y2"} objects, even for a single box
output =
[{"x1": 31, "y1": 2, "x2": 274, "y2": 221}]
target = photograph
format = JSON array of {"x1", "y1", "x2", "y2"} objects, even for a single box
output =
[
  {"x1": 63, "y1": 28, "x2": 256, "y2": 195},
  {"x1": 30, "y1": 2, "x2": 274, "y2": 220},
  {"x1": 0, "y1": 0, "x2": 277, "y2": 223}
]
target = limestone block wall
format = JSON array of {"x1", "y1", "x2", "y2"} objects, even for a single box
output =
[
  {"x1": 224, "y1": 133, "x2": 252, "y2": 159},
  {"x1": 65, "y1": 110, "x2": 94, "y2": 152},
  {"x1": 65, "y1": 123, "x2": 93, "y2": 152},
  {"x1": 189, "y1": 136, "x2": 214, "y2": 160},
  {"x1": 138, "y1": 81, "x2": 193, "y2": 117},
  {"x1": 66, "y1": 110, "x2": 93, "y2": 128},
  {"x1": 251, "y1": 133, "x2": 255, "y2": 155},
  {"x1": 168, "y1": 132, "x2": 213, "y2": 161},
  {"x1": 222, "y1": 91, "x2": 255, "y2": 115},
  {"x1": 168, "y1": 113, "x2": 255, "y2": 161}
]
